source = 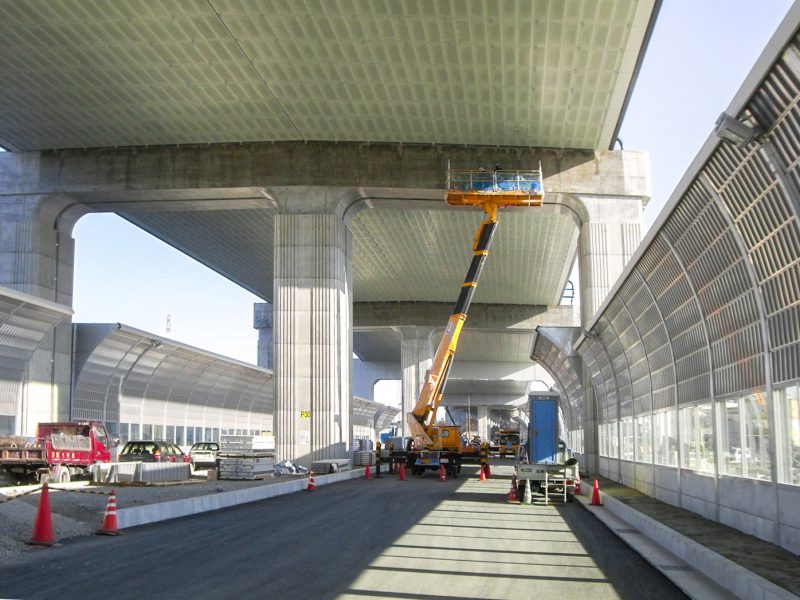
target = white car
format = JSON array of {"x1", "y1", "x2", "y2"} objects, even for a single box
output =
[{"x1": 188, "y1": 442, "x2": 220, "y2": 470}]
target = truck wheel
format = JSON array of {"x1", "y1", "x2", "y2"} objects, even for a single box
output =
[
  {"x1": 567, "y1": 493, "x2": 574, "y2": 503},
  {"x1": 517, "y1": 483, "x2": 526, "y2": 500}
]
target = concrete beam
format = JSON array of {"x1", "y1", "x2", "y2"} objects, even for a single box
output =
[
  {"x1": 0, "y1": 143, "x2": 649, "y2": 201},
  {"x1": 354, "y1": 302, "x2": 578, "y2": 329}
]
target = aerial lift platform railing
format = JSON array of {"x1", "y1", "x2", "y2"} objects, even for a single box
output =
[{"x1": 407, "y1": 165, "x2": 544, "y2": 452}]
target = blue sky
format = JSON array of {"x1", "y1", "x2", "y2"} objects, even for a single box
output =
[{"x1": 72, "y1": 0, "x2": 794, "y2": 366}]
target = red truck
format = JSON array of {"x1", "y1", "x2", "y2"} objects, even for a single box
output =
[{"x1": 0, "y1": 421, "x2": 116, "y2": 484}]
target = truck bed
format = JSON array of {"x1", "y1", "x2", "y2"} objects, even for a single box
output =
[{"x1": 0, "y1": 445, "x2": 46, "y2": 464}]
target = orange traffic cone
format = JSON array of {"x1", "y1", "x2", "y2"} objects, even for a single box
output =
[
  {"x1": 28, "y1": 482, "x2": 55, "y2": 546},
  {"x1": 507, "y1": 478, "x2": 519, "y2": 503},
  {"x1": 307, "y1": 471, "x2": 317, "y2": 491},
  {"x1": 364, "y1": 464, "x2": 371, "y2": 480},
  {"x1": 479, "y1": 464, "x2": 486, "y2": 481},
  {"x1": 485, "y1": 463, "x2": 491, "y2": 478},
  {"x1": 591, "y1": 479, "x2": 602, "y2": 506},
  {"x1": 439, "y1": 464, "x2": 446, "y2": 481},
  {"x1": 97, "y1": 488, "x2": 121, "y2": 535},
  {"x1": 399, "y1": 463, "x2": 407, "y2": 481}
]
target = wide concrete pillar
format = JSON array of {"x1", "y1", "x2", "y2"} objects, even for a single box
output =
[
  {"x1": 273, "y1": 211, "x2": 352, "y2": 466},
  {"x1": 0, "y1": 196, "x2": 79, "y2": 431},
  {"x1": 573, "y1": 194, "x2": 642, "y2": 476},
  {"x1": 575, "y1": 195, "x2": 643, "y2": 325},
  {"x1": 399, "y1": 327, "x2": 433, "y2": 438}
]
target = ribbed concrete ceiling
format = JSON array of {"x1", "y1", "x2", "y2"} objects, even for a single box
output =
[
  {"x1": 1, "y1": 0, "x2": 657, "y2": 369},
  {"x1": 124, "y1": 205, "x2": 578, "y2": 306},
  {"x1": 353, "y1": 207, "x2": 577, "y2": 305},
  {"x1": 0, "y1": 0, "x2": 656, "y2": 151}
]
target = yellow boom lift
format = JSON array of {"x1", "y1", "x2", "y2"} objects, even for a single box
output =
[{"x1": 406, "y1": 165, "x2": 544, "y2": 477}]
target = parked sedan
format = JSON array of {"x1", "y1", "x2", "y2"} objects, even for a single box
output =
[
  {"x1": 188, "y1": 442, "x2": 220, "y2": 470},
  {"x1": 118, "y1": 440, "x2": 190, "y2": 463}
]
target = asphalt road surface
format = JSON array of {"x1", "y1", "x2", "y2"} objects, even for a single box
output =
[{"x1": 0, "y1": 465, "x2": 687, "y2": 600}]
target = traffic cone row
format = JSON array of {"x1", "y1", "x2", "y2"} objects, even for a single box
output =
[
  {"x1": 306, "y1": 471, "x2": 317, "y2": 491},
  {"x1": 30, "y1": 483, "x2": 123, "y2": 547}
]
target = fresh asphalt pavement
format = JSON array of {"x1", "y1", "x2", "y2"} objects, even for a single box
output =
[{"x1": 0, "y1": 464, "x2": 687, "y2": 600}]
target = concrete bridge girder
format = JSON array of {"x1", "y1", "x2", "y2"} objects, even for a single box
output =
[{"x1": 0, "y1": 143, "x2": 648, "y2": 465}]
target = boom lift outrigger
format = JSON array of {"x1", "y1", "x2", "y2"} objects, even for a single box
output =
[{"x1": 405, "y1": 165, "x2": 544, "y2": 476}]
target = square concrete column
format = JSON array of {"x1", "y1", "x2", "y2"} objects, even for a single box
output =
[
  {"x1": 253, "y1": 302, "x2": 273, "y2": 370},
  {"x1": 477, "y1": 405, "x2": 489, "y2": 441},
  {"x1": 0, "y1": 196, "x2": 78, "y2": 432},
  {"x1": 575, "y1": 195, "x2": 643, "y2": 327},
  {"x1": 399, "y1": 327, "x2": 433, "y2": 438},
  {"x1": 573, "y1": 194, "x2": 643, "y2": 475},
  {"x1": 273, "y1": 212, "x2": 352, "y2": 465}
]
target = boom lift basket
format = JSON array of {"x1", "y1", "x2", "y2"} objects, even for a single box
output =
[{"x1": 445, "y1": 165, "x2": 544, "y2": 208}]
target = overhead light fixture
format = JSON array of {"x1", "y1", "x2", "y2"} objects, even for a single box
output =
[{"x1": 715, "y1": 112, "x2": 761, "y2": 147}]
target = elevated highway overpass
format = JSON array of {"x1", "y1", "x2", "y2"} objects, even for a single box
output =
[
  {"x1": 2, "y1": 0, "x2": 800, "y2": 577},
  {"x1": 0, "y1": 0, "x2": 657, "y2": 466}
]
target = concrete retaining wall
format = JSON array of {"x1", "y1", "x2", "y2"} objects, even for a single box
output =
[
  {"x1": 599, "y1": 491, "x2": 798, "y2": 600},
  {"x1": 116, "y1": 468, "x2": 365, "y2": 529},
  {"x1": 597, "y1": 458, "x2": 800, "y2": 556}
]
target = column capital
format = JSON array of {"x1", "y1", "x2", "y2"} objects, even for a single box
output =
[
  {"x1": 567, "y1": 193, "x2": 645, "y2": 224},
  {"x1": 394, "y1": 326, "x2": 435, "y2": 341},
  {"x1": 267, "y1": 186, "x2": 364, "y2": 224}
]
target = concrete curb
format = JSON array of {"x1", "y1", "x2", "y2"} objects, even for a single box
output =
[
  {"x1": 117, "y1": 468, "x2": 365, "y2": 529},
  {"x1": 580, "y1": 486, "x2": 798, "y2": 600}
]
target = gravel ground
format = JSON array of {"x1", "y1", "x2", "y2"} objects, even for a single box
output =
[{"x1": 0, "y1": 471, "x2": 306, "y2": 562}]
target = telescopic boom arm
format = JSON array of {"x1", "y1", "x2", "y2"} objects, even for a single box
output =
[{"x1": 407, "y1": 167, "x2": 543, "y2": 448}]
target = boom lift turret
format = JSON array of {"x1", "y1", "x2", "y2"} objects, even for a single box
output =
[{"x1": 406, "y1": 165, "x2": 544, "y2": 477}]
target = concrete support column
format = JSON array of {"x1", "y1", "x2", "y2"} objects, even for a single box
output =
[
  {"x1": 573, "y1": 194, "x2": 642, "y2": 476},
  {"x1": 253, "y1": 302, "x2": 273, "y2": 370},
  {"x1": 575, "y1": 195, "x2": 643, "y2": 326},
  {"x1": 273, "y1": 212, "x2": 352, "y2": 466},
  {"x1": 0, "y1": 196, "x2": 79, "y2": 432},
  {"x1": 582, "y1": 367, "x2": 600, "y2": 475},
  {"x1": 477, "y1": 405, "x2": 489, "y2": 442},
  {"x1": 398, "y1": 327, "x2": 433, "y2": 438}
]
